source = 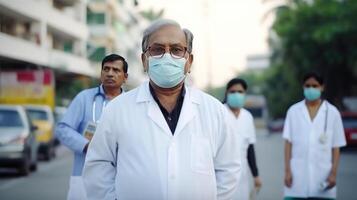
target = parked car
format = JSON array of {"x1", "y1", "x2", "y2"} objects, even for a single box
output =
[
  {"x1": 0, "y1": 105, "x2": 38, "y2": 175},
  {"x1": 267, "y1": 118, "x2": 285, "y2": 134},
  {"x1": 341, "y1": 112, "x2": 357, "y2": 147},
  {"x1": 25, "y1": 105, "x2": 55, "y2": 160}
]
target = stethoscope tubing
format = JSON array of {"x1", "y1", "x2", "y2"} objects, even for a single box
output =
[{"x1": 92, "y1": 86, "x2": 107, "y2": 123}]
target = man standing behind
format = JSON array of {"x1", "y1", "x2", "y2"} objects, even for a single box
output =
[
  {"x1": 83, "y1": 19, "x2": 240, "y2": 200},
  {"x1": 56, "y1": 54, "x2": 128, "y2": 200}
]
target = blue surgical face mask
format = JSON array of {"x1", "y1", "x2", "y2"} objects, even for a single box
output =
[
  {"x1": 148, "y1": 53, "x2": 186, "y2": 88},
  {"x1": 227, "y1": 93, "x2": 246, "y2": 108},
  {"x1": 304, "y1": 87, "x2": 321, "y2": 101}
]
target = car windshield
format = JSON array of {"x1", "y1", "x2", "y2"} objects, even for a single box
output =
[
  {"x1": 246, "y1": 107, "x2": 263, "y2": 118},
  {"x1": 27, "y1": 109, "x2": 48, "y2": 121},
  {"x1": 342, "y1": 116, "x2": 357, "y2": 129},
  {"x1": 0, "y1": 110, "x2": 24, "y2": 127}
]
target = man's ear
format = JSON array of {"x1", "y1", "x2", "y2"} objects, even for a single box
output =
[
  {"x1": 185, "y1": 54, "x2": 193, "y2": 74},
  {"x1": 141, "y1": 53, "x2": 148, "y2": 72}
]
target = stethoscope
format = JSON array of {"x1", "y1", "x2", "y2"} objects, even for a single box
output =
[
  {"x1": 319, "y1": 100, "x2": 329, "y2": 144},
  {"x1": 92, "y1": 86, "x2": 107, "y2": 123}
]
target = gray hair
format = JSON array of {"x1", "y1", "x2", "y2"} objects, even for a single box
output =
[{"x1": 141, "y1": 19, "x2": 194, "y2": 53}]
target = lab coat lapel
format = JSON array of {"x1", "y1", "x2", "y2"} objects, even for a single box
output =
[
  {"x1": 147, "y1": 101, "x2": 172, "y2": 137},
  {"x1": 174, "y1": 87, "x2": 199, "y2": 137},
  {"x1": 300, "y1": 100, "x2": 312, "y2": 124},
  {"x1": 136, "y1": 82, "x2": 172, "y2": 137}
]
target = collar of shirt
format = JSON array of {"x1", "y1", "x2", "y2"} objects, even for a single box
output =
[
  {"x1": 99, "y1": 84, "x2": 125, "y2": 100},
  {"x1": 149, "y1": 83, "x2": 185, "y2": 134}
]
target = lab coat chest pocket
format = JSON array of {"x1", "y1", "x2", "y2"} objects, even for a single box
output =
[{"x1": 191, "y1": 134, "x2": 213, "y2": 175}]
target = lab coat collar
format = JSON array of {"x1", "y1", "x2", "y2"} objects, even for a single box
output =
[
  {"x1": 299, "y1": 99, "x2": 328, "y2": 123},
  {"x1": 135, "y1": 81, "x2": 200, "y2": 104},
  {"x1": 224, "y1": 103, "x2": 239, "y2": 119},
  {"x1": 99, "y1": 84, "x2": 125, "y2": 97},
  {"x1": 99, "y1": 84, "x2": 106, "y2": 95},
  {"x1": 136, "y1": 81, "x2": 200, "y2": 137}
]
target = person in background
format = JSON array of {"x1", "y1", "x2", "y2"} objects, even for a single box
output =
[
  {"x1": 283, "y1": 72, "x2": 346, "y2": 200},
  {"x1": 223, "y1": 78, "x2": 262, "y2": 200},
  {"x1": 83, "y1": 19, "x2": 240, "y2": 200},
  {"x1": 55, "y1": 54, "x2": 128, "y2": 200}
]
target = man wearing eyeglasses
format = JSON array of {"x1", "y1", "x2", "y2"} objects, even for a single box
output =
[{"x1": 83, "y1": 19, "x2": 241, "y2": 200}]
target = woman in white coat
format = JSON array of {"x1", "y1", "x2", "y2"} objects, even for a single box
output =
[
  {"x1": 224, "y1": 78, "x2": 262, "y2": 200},
  {"x1": 283, "y1": 72, "x2": 346, "y2": 200}
]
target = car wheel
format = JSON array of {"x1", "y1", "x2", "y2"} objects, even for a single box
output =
[
  {"x1": 43, "y1": 146, "x2": 51, "y2": 161},
  {"x1": 19, "y1": 154, "x2": 31, "y2": 176},
  {"x1": 30, "y1": 162, "x2": 37, "y2": 172}
]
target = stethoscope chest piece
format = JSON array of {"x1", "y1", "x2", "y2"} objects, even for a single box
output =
[{"x1": 319, "y1": 133, "x2": 327, "y2": 144}]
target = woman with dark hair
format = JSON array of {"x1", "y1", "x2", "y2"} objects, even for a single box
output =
[
  {"x1": 224, "y1": 78, "x2": 262, "y2": 200},
  {"x1": 283, "y1": 72, "x2": 346, "y2": 200}
]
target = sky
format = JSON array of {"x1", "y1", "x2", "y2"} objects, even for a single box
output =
[{"x1": 139, "y1": 0, "x2": 274, "y2": 89}]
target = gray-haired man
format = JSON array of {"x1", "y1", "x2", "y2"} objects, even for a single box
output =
[{"x1": 83, "y1": 19, "x2": 241, "y2": 200}]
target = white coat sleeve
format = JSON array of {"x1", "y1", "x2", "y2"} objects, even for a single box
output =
[
  {"x1": 215, "y1": 108, "x2": 241, "y2": 200},
  {"x1": 248, "y1": 114, "x2": 256, "y2": 144},
  {"x1": 55, "y1": 93, "x2": 89, "y2": 153},
  {"x1": 283, "y1": 109, "x2": 292, "y2": 142},
  {"x1": 332, "y1": 111, "x2": 346, "y2": 147},
  {"x1": 83, "y1": 107, "x2": 118, "y2": 200}
]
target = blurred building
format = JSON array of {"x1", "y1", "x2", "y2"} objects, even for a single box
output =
[
  {"x1": 246, "y1": 53, "x2": 270, "y2": 71},
  {"x1": 0, "y1": 0, "x2": 150, "y2": 106},
  {"x1": 87, "y1": 0, "x2": 148, "y2": 88},
  {"x1": 0, "y1": 0, "x2": 94, "y2": 76}
]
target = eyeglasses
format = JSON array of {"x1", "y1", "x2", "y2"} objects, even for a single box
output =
[{"x1": 145, "y1": 45, "x2": 187, "y2": 59}]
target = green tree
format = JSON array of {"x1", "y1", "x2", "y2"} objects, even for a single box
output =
[
  {"x1": 56, "y1": 76, "x2": 99, "y2": 106},
  {"x1": 140, "y1": 8, "x2": 164, "y2": 21},
  {"x1": 265, "y1": 0, "x2": 357, "y2": 118}
]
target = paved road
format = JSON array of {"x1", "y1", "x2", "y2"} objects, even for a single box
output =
[
  {"x1": 255, "y1": 131, "x2": 357, "y2": 200},
  {"x1": 0, "y1": 146, "x2": 72, "y2": 200},
  {"x1": 0, "y1": 131, "x2": 356, "y2": 200}
]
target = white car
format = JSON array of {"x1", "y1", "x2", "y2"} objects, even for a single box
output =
[{"x1": 0, "y1": 105, "x2": 38, "y2": 175}]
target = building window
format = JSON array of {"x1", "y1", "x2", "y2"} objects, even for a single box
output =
[
  {"x1": 63, "y1": 42, "x2": 73, "y2": 53},
  {"x1": 88, "y1": 46, "x2": 106, "y2": 62},
  {"x1": 87, "y1": 9, "x2": 105, "y2": 25}
]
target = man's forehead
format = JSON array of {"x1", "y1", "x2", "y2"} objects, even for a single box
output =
[
  {"x1": 148, "y1": 25, "x2": 186, "y2": 46},
  {"x1": 103, "y1": 60, "x2": 123, "y2": 68}
]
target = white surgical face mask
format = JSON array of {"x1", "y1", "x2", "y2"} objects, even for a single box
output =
[{"x1": 148, "y1": 53, "x2": 186, "y2": 88}]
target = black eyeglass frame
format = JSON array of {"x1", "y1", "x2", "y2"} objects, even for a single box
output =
[{"x1": 145, "y1": 46, "x2": 188, "y2": 59}]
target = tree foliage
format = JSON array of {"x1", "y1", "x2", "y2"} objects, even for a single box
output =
[
  {"x1": 140, "y1": 8, "x2": 164, "y2": 21},
  {"x1": 264, "y1": 0, "x2": 357, "y2": 118}
]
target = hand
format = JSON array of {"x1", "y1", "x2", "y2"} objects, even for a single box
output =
[
  {"x1": 326, "y1": 173, "x2": 336, "y2": 189},
  {"x1": 285, "y1": 170, "x2": 293, "y2": 188},
  {"x1": 254, "y1": 176, "x2": 262, "y2": 192}
]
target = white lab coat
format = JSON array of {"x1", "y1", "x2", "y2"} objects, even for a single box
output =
[
  {"x1": 283, "y1": 100, "x2": 346, "y2": 198},
  {"x1": 225, "y1": 105, "x2": 256, "y2": 200},
  {"x1": 83, "y1": 82, "x2": 241, "y2": 200}
]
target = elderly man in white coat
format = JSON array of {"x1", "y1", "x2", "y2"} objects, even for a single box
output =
[{"x1": 83, "y1": 19, "x2": 241, "y2": 200}]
